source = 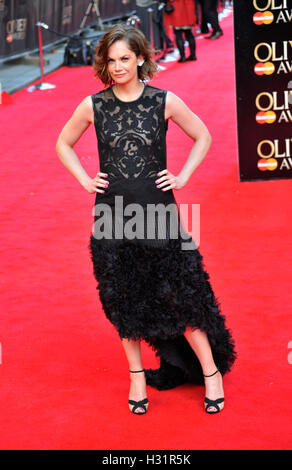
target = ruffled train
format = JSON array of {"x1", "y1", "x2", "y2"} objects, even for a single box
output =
[{"x1": 89, "y1": 235, "x2": 236, "y2": 390}]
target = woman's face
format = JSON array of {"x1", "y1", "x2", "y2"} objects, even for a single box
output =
[{"x1": 107, "y1": 40, "x2": 143, "y2": 84}]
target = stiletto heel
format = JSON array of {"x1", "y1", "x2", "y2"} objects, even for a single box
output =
[
  {"x1": 203, "y1": 369, "x2": 224, "y2": 414},
  {"x1": 128, "y1": 369, "x2": 149, "y2": 415}
]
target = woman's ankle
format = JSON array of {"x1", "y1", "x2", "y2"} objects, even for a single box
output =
[{"x1": 202, "y1": 364, "x2": 218, "y2": 377}]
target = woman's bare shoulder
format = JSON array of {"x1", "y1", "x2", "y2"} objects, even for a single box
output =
[
  {"x1": 73, "y1": 95, "x2": 94, "y2": 124},
  {"x1": 165, "y1": 90, "x2": 187, "y2": 120}
]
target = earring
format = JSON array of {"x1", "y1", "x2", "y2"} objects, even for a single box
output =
[{"x1": 138, "y1": 60, "x2": 145, "y2": 67}]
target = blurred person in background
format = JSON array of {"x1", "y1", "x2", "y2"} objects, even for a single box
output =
[
  {"x1": 135, "y1": 1, "x2": 175, "y2": 52},
  {"x1": 195, "y1": 0, "x2": 209, "y2": 34},
  {"x1": 163, "y1": 0, "x2": 197, "y2": 63},
  {"x1": 204, "y1": 0, "x2": 223, "y2": 39}
]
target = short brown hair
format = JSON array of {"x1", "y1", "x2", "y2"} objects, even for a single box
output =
[{"x1": 93, "y1": 24, "x2": 158, "y2": 85}]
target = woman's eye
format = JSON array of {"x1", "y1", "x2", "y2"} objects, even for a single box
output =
[{"x1": 107, "y1": 58, "x2": 128, "y2": 63}]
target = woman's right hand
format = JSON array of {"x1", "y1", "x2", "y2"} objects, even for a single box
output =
[{"x1": 82, "y1": 172, "x2": 109, "y2": 194}]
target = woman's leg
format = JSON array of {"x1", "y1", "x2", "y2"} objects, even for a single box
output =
[
  {"x1": 121, "y1": 338, "x2": 148, "y2": 413},
  {"x1": 184, "y1": 28, "x2": 197, "y2": 60},
  {"x1": 198, "y1": 0, "x2": 209, "y2": 33},
  {"x1": 204, "y1": 0, "x2": 223, "y2": 35},
  {"x1": 183, "y1": 327, "x2": 224, "y2": 412},
  {"x1": 174, "y1": 28, "x2": 186, "y2": 62}
]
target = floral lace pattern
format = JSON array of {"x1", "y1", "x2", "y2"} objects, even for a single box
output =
[{"x1": 91, "y1": 85, "x2": 168, "y2": 181}]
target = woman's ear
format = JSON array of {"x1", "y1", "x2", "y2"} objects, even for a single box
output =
[{"x1": 137, "y1": 56, "x2": 145, "y2": 67}]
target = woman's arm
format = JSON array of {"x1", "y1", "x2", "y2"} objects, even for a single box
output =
[
  {"x1": 56, "y1": 96, "x2": 108, "y2": 194},
  {"x1": 156, "y1": 91, "x2": 212, "y2": 191}
]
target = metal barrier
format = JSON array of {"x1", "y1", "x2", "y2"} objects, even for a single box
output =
[{"x1": 0, "y1": 0, "x2": 136, "y2": 62}]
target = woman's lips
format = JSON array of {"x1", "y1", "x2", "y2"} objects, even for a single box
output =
[{"x1": 114, "y1": 73, "x2": 126, "y2": 77}]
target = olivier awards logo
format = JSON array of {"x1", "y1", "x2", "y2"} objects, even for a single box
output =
[
  {"x1": 251, "y1": 0, "x2": 292, "y2": 173},
  {"x1": 253, "y1": 0, "x2": 292, "y2": 25},
  {"x1": 6, "y1": 18, "x2": 27, "y2": 42},
  {"x1": 254, "y1": 40, "x2": 292, "y2": 75},
  {"x1": 255, "y1": 90, "x2": 292, "y2": 123},
  {"x1": 256, "y1": 138, "x2": 292, "y2": 171}
]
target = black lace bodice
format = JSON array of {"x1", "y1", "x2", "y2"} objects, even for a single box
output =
[
  {"x1": 90, "y1": 83, "x2": 195, "y2": 249},
  {"x1": 91, "y1": 84, "x2": 168, "y2": 181}
]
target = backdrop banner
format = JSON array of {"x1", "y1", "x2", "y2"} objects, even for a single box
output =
[
  {"x1": 0, "y1": 0, "x2": 136, "y2": 60},
  {"x1": 234, "y1": 0, "x2": 292, "y2": 181}
]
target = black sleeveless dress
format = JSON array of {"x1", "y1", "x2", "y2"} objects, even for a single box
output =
[{"x1": 89, "y1": 83, "x2": 236, "y2": 389}]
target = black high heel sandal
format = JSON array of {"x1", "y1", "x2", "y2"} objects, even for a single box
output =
[
  {"x1": 128, "y1": 369, "x2": 149, "y2": 415},
  {"x1": 203, "y1": 369, "x2": 224, "y2": 414}
]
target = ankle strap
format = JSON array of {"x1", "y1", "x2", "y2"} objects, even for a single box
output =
[
  {"x1": 129, "y1": 369, "x2": 144, "y2": 373},
  {"x1": 203, "y1": 369, "x2": 219, "y2": 378}
]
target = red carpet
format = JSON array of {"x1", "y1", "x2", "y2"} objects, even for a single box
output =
[{"x1": 0, "y1": 13, "x2": 291, "y2": 450}]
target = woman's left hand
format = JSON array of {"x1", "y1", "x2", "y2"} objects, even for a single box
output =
[{"x1": 155, "y1": 169, "x2": 186, "y2": 191}]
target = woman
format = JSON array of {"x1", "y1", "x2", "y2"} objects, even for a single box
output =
[
  {"x1": 163, "y1": 0, "x2": 197, "y2": 62},
  {"x1": 56, "y1": 24, "x2": 236, "y2": 415}
]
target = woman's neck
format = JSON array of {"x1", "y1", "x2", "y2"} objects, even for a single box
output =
[{"x1": 112, "y1": 79, "x2": 144, "y2": 101}]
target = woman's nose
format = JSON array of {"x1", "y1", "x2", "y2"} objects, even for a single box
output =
[{"x1": 115, "y1": 61, "x2": 122, "y2": 70}]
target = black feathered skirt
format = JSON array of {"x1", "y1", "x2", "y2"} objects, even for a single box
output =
[{"x1": 88, "y1": 179, "x2": 236, "y2": 390}]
